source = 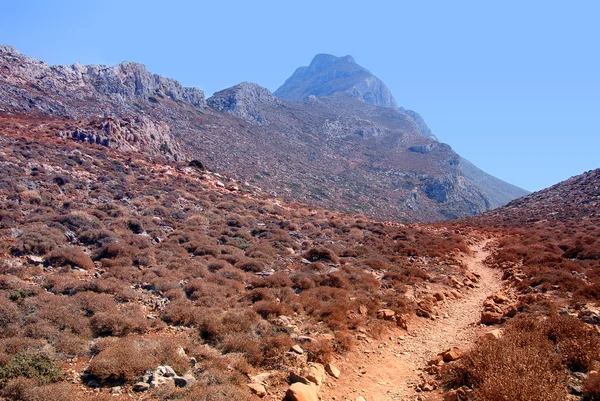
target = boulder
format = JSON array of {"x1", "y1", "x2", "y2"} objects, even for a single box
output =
[
  {"x1": 441, "y1": 347, "x2": 463, "y2": 362},
  {"x1": 481, "y1": 310, "x2": 503, "y2": 325},
  {"x1": 376, "y1": 309, "x2": 395, "y2": 320},
  {"x1": 174, "y1": 373, "x2": 196, "y2": 387},
  {"x1": 305, "y1": 362, "x2": 325, "y2": 386},
  {"x1": 481, "y1": 329, "x2": 503, "y2": 341},
  {"x1": 291, "y1": 345, "x2": 304, "y2": 354},
  {"x1": 325, "y1": 363, "x2": 340, "y2": 379},
  {"x1": 285, "y1": 382, "x2": 319, "y2": 401},
  {"x1": 133, "y1": 382, "x2": 150, "y2": 392},
  {"x1": 247, "y1": 382, "x2": 267, "y2": 397}
]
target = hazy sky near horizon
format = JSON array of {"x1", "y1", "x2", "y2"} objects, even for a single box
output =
[{"x1": 1, "y1": 1, "x2": 598, "y2": 192}]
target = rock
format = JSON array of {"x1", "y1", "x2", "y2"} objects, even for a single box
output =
[
  {"x1": 428, "y1": 355, "x2": 444, "y2": 366},
  {"x1": 156, "y1": 365, "x2": 176, "y2": 377},
  {"x1": 289, "y1": 371, "x2": 311, "y2": 385},
  {"x1": 358, "y1": 305, "x2": 368, "y2": 315},
  {"x1": 27, "y1": 255, "x2": 44, "y2": 265},
  {"x1": 396, "y1": 313, "x2": 409, "y2": 330},
  {"x1": 503, "y1": 304, "x2": 518, "y2": 318},
  {"x1": 174, "y1": 373, "x2": 196, "y2": 388},
  {"x1": 441, "y1": 347, "x2": 463, "y2": 362},
  {"x1": 443, "y1": 390, "x2": 459, "y2": 401},
  {"x1": 291, "y1": 345, "x2": 304, "y2": 354},
  {"x1": 247, "y1": 382, "x2": 267, "y2": 397},
  {"x1": 285, "y1": 382, "x2": 319, "y2": 401},
  {"x1": 376, "y1": 309, "x2": 395, "y2": 320},
  {"x1": 450, "y1": 276, "x2": 463, "y2": 288},
  {"x1": 450, "y1": 290, "x2": 462, "y2": 299},
  {"x1": 433, "y1": 291, "x2": 445, "y2": 302},
  {"x1": 481, "y1": 329, "x2": 503, "y2": 341},
  {"x1": 416, "y1": 299, "x2": 435, "y2": 319},
  {"x1": 133, "y1": 382, "x2": 150, "y2": 392},
  {"x1": 305, "y1": 362, "x2": 325, "y2": 386},
  {"x1": 356, "y1": 397, "x2": 367, "y2": 401},
  {"x1": 325, "y1": 363, "x2": 340, "y2": 378},
  {"x1": 297, "y1": 336, "x2": 314, "y2": 344},
  {"x1": 250, "y1": 372, "x2": 272, "y2": 384},
  {"x1": 492, "y1": 292, "x2": 510, "y2": 304},
  {"x1": 481, "y1": 310, "x2": 503, "y2": 325}
]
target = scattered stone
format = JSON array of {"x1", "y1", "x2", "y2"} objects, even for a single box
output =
[
  {"x1": 133, "y1": 382, "x2": 150, "y2": 392},
  {"x1": 285, "y1": 382, "x2": 319, "y2": 401},
  {"x1": 481, "y1": 329, "x2": 503, "y2": 341},
  {"x1": 441, "y1": 347, "x2": 463, "y2": 362},
  {"x1": 358, "y1": 305, "x2": 368, "y2": 316},
  {"x1": 289, "y1": 371, "x2": 311, "y2": 385},
  {"x1": 291, "y1": 344, "x2": 304, "y2": 354},
  {"x1": 297, "y1": 336, "x2": 315, "y2": 344},
  {"x1": 305, "y1": 362, "x2": 325, "y2": 386},
  {"x1": 247, "y1": 382, "x2": 267, "y2": 397},
  {"x1": 481, "y1": 310, "x2": 503, "y2": 325},
  {"x1": 325, "y1": 363, "x2": 340, "y2": 378},
  {"x1": 174, "y1": 373, "x2": 196, "y2": 388},
  {"x1": 27, "y1": 255, "x2": 44, "y2": 265},
  {"x1": 376, "y1": 309, "x2": 395, "y2": 320}
]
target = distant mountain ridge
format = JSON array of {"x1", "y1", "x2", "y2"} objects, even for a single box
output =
[{"x1": 0, "y1": 45, "x2": 529, "y2": 221}]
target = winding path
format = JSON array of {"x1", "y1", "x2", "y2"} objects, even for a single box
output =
[{"x1": 321, "y1": 238, "x2": 502, "y2": 401}]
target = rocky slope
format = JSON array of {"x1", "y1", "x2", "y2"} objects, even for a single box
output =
[
  {"x1": 0, "y1": 45, "x2": 528, "y2": 221},
  {"x1": 471, "y1": 168, "x2": 600, "y2": 226}
]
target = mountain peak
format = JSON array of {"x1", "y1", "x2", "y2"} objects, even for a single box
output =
[
  {"x1": 307, "y1": 53, "x2": 356, "y2": 71},
  {"x1": 275, "y1": 54, "x2": 397, "y2": 108}
]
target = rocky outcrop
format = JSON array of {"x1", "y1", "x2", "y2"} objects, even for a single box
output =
[
  {"x1": 208, "y1": 82, "x2": 280, "y2": 125},
  {"x1": 0, "y1": 44, "x2": 206, "y2": 119},
  {"x1": 275, "y1": 54, "x2": 398, "y2": 108}
]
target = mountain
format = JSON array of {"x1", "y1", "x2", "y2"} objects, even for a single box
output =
[
  {"x1": 0, "y1": 45, "x2": 528, "y2": 221},
  {"x1": 274, "y1": 54, "x2": 398, "y2": 108}
]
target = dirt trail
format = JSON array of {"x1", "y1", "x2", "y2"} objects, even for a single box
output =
[{"x1": 322, "y1": 238, "x2": 503, "y2": 401}]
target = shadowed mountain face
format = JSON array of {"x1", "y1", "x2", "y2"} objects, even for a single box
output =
[
  {"x1": 0, "y1": 45, "x2": 528, "y2": 221},
  {"x1": 275, "y1": 54, "x2": 398, "y2": 108}
]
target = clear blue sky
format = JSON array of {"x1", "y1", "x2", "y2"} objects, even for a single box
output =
[{"x1": 2, "y1": 1, "x2": 598, "y2": 192}]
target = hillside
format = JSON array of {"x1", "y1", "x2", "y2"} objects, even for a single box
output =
[
  {"x1": 0, "y1": 45, "x2": 528, "y2": 222},
  {"x1": 0, "y1": 115, "x2": 483, "y2": 400}
]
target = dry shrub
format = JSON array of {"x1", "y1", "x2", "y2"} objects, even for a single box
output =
[
  {"x1": 86, "y1": 337, "x2": 188, "y2": 384},
  {"x1": 0, "y1": 296, "x2": 20, "y2": 328},
  {"x1": 221, "y1": 334, "x2": 262, "y2": 365},
  {"x1": 14, "y1": 227, "x2": 63, "y2": 256},
  {"x1": 543, "y1": 314, "x2": 600, "y2": 372},
  {"x1": 90, "y1": 305, "x2": 148, "y2": 337},
  {"x1": 46, "y1": 246, "x2": 95, "y2": 270},
  {"x1": 583, "y1": 372, "x2": 600, "y2": 400},
  {"x1": 253, "y1": 300, "x2": 293, "y2": 319},
  {"x1": 304, "y1": 338, "x2": 334, "y2": 364},
  {"x1": 2, "y1": 378, "x2": 73, "y2": 401},
  {"x1": 303, "y1": 247, "x2": 339, "y2": 264},
  {"x1": 334, "y1": 331, "x2": 356, "y2": 353},
  {"x1": 444, "y1": 318, "x2": 568, "y2": 400}
]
